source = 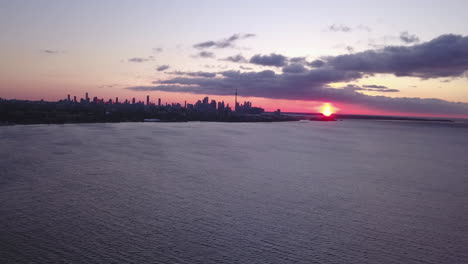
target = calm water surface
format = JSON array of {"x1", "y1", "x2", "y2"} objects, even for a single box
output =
[{"x1": 1, "y1": 121, "x2": 467, "y2": 263}]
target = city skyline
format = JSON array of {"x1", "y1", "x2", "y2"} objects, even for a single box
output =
[
  {"x1": 1, "y1": 1, "x2": 468, "y2": 117},
  {"x1": 56, "y1": 91, "x2": 261, "y2": 113}
]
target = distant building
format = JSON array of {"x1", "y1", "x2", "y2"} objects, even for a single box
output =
[
  {"x1": 217, "y1": 101, "x2": 225, "y2": 111},
  {"x1": 235, "y1": 89, "x2": 238, "y2": 111}
]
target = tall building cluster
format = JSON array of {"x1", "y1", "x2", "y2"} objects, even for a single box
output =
[{"x1": 63, "y1": 92, "x2": 265, "y2": 114}]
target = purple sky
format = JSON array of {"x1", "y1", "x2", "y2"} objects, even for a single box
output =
[{"x1": 1, "y1": 0, "x2": 468, "y2": 116}]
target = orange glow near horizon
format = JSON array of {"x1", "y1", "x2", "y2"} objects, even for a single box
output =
[{"x1": 320, "y1": 103, "x2": 334, "y2": 116}]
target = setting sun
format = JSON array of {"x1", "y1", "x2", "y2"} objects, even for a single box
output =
[{"x1": 321, "y1": 103, "x2": 334, "y2": 116}]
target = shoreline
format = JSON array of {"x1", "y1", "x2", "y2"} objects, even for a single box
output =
[{"x1": 0, "y1": 116, "x2": 457, "y2": 127}]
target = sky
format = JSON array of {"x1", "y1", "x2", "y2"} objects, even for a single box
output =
[{"x1": 1, "y1": 0, "x2": 468, "y2": 117}]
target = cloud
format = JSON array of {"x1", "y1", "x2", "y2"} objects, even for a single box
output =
[
  {"x1": 193, "y1": 41, "x2": 217, "y2": 49},
  {"x1": 344, "y1": 84, "x2": 400, "y2": 92},
  {"x1": 156, "y1": 65, "x2": 170, "y2": 71},
  {"x1": 290, "y1": 57, "x2": 307, "y2": 64},
  {"x1": 357, "y1": 24, "x2": 372, "y2": 32},
  {"x1": 328, "y1": 24, "x2": 372, "y2": 33},
  {"x1": 326, "y1": 34, "x2": 468, "y2": 78},
  {"x1": 328, "y1": 24, "x2": 351, "y2": 32},
  {"x1": 363, "y1": 84, "x2": 388, "y2": 89},
  {"x1": 127, "y1": 66, "x2": 468, "y2": 115},
  {"x1": 193, "y1": 33, "x2": 256, "y2": 49},
  {"x1": 128, "y1": 58, "x2": 148, "y2": 63},
  {"x1": 327, "y1": 24, "x2": 372, "y2": 32},
  {"x1": 221, "y1": 54, "x2": 248, "y2": 63},
  {"x1": 128, "y1": 56, "x2": 155, "y2": 63},
  {"x1": 242, "y1": 33, "x2": 256, "y2": 38},
  {"x1": 98, "y1": 84, "x2": 124, "y2": 89},
  {"x1": 240, "y1": 65, "x2": 253, "y2": 70},
  {"x1": 129, "y1": 68, "x2": 363, "y2": 100},
  {"x1": 309, "y1": 59, "x2": 326, "y2": 68},
  {"x1": 194, "y1": 51, "x2": 216, "y2": 58},
  {"x1": 126, "y1": 33, "x2": 468, "y2": 115},
  {"x1": 282, "y1": 64, "x2": 307, "y2": 73},
  {"x1": 250, "y1": 53, "x2": 288, "y2": 67},
  {"x1": 400, "y1": 31, "x2": 420, "y2": 44},
  {"x1": 153, "y1": 47, "x2": 163, "y2": 53},
  {"x1": 40, "y1": 49, "x2": 61, "y2": 54},
  {"x1": 169, "y1": 71, "x2": 217, "y2": 78}
]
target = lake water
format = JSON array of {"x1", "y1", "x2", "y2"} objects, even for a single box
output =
[{"x1": 1, "y1": 121, "x2": 467, "y2": 263}]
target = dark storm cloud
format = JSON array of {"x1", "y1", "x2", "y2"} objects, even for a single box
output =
[
  {"x1": 221, "y1": 54, "x2": 248, "y2": 63},
  {"x1": 193, "y1": 33, "x2": 256, "y2": 49},
  {"x1": 326, "y1": 34, "x2": 468, "y2": 78},
  {"x1": 250, "y1": 53, "x2": 288, "y2": 67},
  {"x1": 156, "y1": 65, "x2": 170, "y2": 71},
  {"x1": 400, "y1": 31, "x2": 420, "y2": 44},
  {"x1": 328, "y1": 24, "x2": 351, "y2": 32}
]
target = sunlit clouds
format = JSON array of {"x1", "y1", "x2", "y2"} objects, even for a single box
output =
[{"x1": 1, "y1": 1, "x2": 468, "y2": 117}]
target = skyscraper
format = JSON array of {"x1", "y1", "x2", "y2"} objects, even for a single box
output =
[
  {"x1": 210, "y1": 100, "x2": 217, "y2": 109},
  {"x1": 235, "y1": 88, "x2": 238, "y2": 112},
  {"x1": 158, "y1": 98, "x2": 161, "y2": 106},
  {"x1": 146, "y1": 95, "x2": 150, "y2": 105}
]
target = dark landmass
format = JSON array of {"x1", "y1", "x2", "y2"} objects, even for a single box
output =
[
  {"x1": 0, "y1": 97, "x2": 299, "y2": 125},
  {"x1": 1, "y1": 96, "x2": 456, "y2": 126}
]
